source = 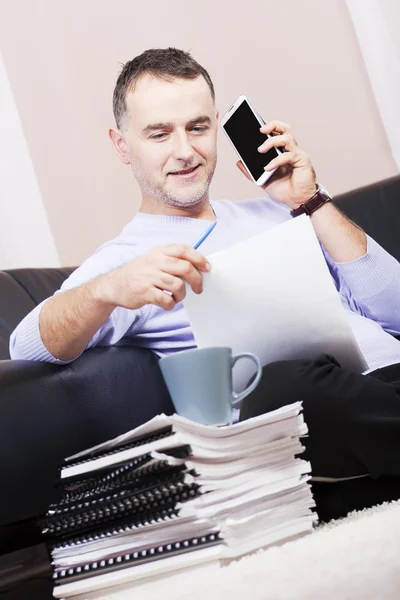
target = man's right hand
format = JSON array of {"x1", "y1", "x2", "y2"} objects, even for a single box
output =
[{"x1": 92, "y1": 244, "x2": 210, "y2": 312}]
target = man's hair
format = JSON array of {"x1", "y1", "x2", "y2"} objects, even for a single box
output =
[{"x1": 113, "y1": 48, "x2": 215, "y2": 130}]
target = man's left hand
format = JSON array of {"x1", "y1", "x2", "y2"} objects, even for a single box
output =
[{"x1": 236, "y1": 120, "x2": 317, "y2": 210}]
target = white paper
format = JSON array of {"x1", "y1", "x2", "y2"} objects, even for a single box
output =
[
  {"x1": 65, "y1": 402, "x2": 303, "y2": 463},
  {"x1": 183, "y1": 215, "x2": 366, "y2": 392}
]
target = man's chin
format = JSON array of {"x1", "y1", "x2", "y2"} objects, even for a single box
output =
[
  {"x1": 164, "y1": 196, "x2": 207, "y2": 209},
  {"x1": 164, "y1": 185, "x2": 210, "y2": 208}
]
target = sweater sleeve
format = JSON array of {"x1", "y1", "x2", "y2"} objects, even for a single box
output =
[
  {"x1": 9, "y1": 301, "x2": 79, "y2": 363},
  {"x1": 9, "y1": 244, "x2": 145, "y2": 363},
  {"x1": 322, "y1": 235, "x2": 400, "y2": 335}
]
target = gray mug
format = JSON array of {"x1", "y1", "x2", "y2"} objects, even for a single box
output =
[{"x1": 158, "y1": 346, "x2": 262, "y2": 425}]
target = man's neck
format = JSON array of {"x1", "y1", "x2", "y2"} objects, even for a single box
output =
[{"x1": 139, "y1": 197, "x2": 216, "y2": 221}]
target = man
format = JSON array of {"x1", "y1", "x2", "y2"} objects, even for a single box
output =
[{"x1": 10, "y1": 48, "x2": 400, "y2": 519}]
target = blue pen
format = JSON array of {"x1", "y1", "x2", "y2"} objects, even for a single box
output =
[{"x1": 192, "y1": 221, "x2": 217, "y2": 249}]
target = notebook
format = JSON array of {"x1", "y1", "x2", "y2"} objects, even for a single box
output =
[{"x1": 41, "y1": 402, "x2": 316, "y2": 598}]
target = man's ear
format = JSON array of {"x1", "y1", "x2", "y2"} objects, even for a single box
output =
[
  {"x1": 109, "y1": 128, "x2": 131, "y2": 165},
  {"x1": 236, "y1": 160, "x2": 252, "y2": 182}
]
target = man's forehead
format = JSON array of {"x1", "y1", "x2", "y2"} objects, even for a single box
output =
[{"x1": 125, "y1": 74, "x2": 214, "y2": 127}]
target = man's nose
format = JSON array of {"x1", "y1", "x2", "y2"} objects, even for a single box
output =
[{"x1": 171, "y1": 133, "x2": 195, "y2": 162}]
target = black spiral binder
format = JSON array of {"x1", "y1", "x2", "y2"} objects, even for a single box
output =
[
  {"x1": 60, "y1": 440, "x2": 192, "y2": 487},
  {"x1": 42, "y1": 479, "x2": 201, "y2": 540},
  {"x1": 51, "y1": 507, "x2": 180, "y2": 552},
  {"x1": 61, "y1": 425, "x2": 175, "y2": 472},
  {"x1": 56, "y1": 452, "x2": 153, "y2": 492},
  {"x1": 45, "y1": 422, "x2": 231, "y2": 593},
  {"x1": 57, "y1": 463, "x2": 188, "y2": 509},
  {"x1": 50, "y1": 468, "x2": 189, "y2": 518},
  {"x1": 57, "y1": 445, "x2": 193, "y2": 506},
  {"x1": 52, "y1": 532, "x2": 223, "y2": 584}
]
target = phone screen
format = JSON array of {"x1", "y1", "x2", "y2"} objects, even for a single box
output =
[{"x1": 223, "y1": 100, "x2": 280, "y2": 181}]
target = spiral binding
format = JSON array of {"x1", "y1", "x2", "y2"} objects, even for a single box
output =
[
  {"x1": 50, "y1": 468, "x2": 189, "y2": 517},
  {"x1": 47, "y1": 432, "x2": 215, "y2": 587},
  {"x1": 51, "y1": 508, "x2": 180, "y2": 551},
  {"x1": 53, "y1": 531, "x2": 223, "y2": 584},
  {"x1": 62, "y1": 426, "x2": 174, "y2": 472},
  {"x1": 60, "y1": 442, "x2": 192, "y2": 489},
  {"x1": 56, "y1": 453, "x2": 153, "y2": 496},
  {"x1": 43, "y1": 480, "x2": 200, "y2": 539},
  {"x1": 57, "y1": 458, "x2": 190, "y2": 508}
]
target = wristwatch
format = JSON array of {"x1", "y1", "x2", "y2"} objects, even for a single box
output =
[{"x1": 290, "y1": 185, "x2": 332, "y2": 218}]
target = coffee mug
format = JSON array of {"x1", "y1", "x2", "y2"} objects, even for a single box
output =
[{"x1": 158, "y1": 346, "x2": 262, "y2": 425}]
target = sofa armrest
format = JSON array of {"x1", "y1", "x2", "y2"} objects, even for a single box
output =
[
  {"x1": 0, "y1": 346, "x2": 173, "y2": 524},
  {"x1": 333, "y1": 175, "x2": 400, "y2": 263}
]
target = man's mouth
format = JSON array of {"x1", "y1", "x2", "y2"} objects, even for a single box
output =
[{"x1": 168, "y1": 165, "x2": 200, "y2": 176}]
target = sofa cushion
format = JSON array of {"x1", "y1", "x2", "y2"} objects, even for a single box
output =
[
  {"x1": 0, "y1": 267, "x2": 75, "y2": 360},
  {"x1": 334, "y1": 175, "x2": 400, "y2": 263},
  {"x1": 5, "y1": 267, "x2": 75, "y2": 306},
  {"x1": 0, "y1": 272, "x2": 36, "y2": 360}
]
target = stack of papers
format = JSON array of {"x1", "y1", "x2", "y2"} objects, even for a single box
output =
[{"x1": 41, "y1": 402, "x2": 316, "y2": 598}]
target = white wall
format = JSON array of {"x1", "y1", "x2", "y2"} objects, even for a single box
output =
[
  {"x1": 346, "y1": 0, "x2": 400, "y2": 170},
  {"x1": 0, "y1": 52, "x2": 59, "y2": 269}
]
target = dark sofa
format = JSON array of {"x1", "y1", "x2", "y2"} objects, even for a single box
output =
[{"x1": 1, "y1": 175, "x2": 400, "y2": 592}]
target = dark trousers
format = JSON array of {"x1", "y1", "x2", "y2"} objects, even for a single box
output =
[{"x1": 240, "y1": 354, "x2": 400, "y2": 521}]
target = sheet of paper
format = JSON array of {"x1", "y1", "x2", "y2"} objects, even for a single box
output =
[{"x1": 183, "y1": 215, "x2": 366, "y2": 393}]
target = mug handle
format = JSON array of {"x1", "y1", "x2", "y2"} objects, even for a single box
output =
[{"x1": 231, "y1": 352, "x2": 263, "y2": 406}]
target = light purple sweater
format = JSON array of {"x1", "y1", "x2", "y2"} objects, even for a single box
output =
[{"x1": 10, "y1": 197, "x2": 400, "y2": 374}]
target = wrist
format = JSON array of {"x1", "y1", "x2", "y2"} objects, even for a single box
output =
[
  {"x1": 290, "y1": 184, "x2": 332, "y2": 218},
  {"x1": 290, "y1": 184, "x2": 318, "y2": 210},
  {"x1": 88, "y1": 274, "x2": 118, "y2": 312}
]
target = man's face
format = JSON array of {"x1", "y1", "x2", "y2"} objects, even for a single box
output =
[{"x1": 121, "y1": 75, "x2": 218, "y2": 209}]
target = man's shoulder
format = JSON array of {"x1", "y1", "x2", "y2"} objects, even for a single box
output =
[
  {"x1": 60, "y1": 220, "x2": 142, "y2": 292},
  {"x1": 89, "y1": 214, "x2": 155, "y2": 260}
]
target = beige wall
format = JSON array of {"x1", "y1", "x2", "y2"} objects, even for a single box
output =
[
  {"x1": 0, "y1": 51, "x2": 59, "y2": 269},
  {"x1": 0, "y1": 0, "x2": 397, "y2": 266}
]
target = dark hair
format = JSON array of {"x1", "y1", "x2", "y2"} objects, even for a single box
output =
[{"x1": 113, "y1": 48, "x2": 215, "y2": 129}]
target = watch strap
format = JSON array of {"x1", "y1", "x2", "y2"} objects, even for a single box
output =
[{"x1": 290, "y1": 185, "x2": 332, "y2": 218}]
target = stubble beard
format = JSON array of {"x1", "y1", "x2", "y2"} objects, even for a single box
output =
[{"x1": 132, "y1": 157, "x2": 217, "y2": 209}]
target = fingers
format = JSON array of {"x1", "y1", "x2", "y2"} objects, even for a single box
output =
[
  {"x1": 133, "y1": 244, "x2": 208, "y2": 311},
  {"x1": 161, "y1": 244, "x2": 210, "y2": 273},
  {"x1": 259, "y1": 120, "x2": 293, "y2": 136},
  {"x1": 159, "y1": 272, "x2": 191, "y2": 302},
  {"x1": 161, "y1": 257, "x2": 204, "y2": 294},
  {"x1": 156, "y1": 244, "x2": 208, "y2": 294},
  {"x1": 144, "y1": 273, "x2": 187, "y2": 311},
  {"x1": 149, "y1": 268, "x2": 201, "y2": 311},
  {"x1": 264, "y1": 150, "x2": 307, "y2": 172},
  {"x1": 114, "y1": 246, "x2": 208, "y2": 311},
  {"x1": 258, "y1": 133, "x2": 294, "y2": 154},
  {"x1": 150, "y1": 288, "x2": 177, "y2": 311},
  {"x1": 258, "y1": 121, "x2": 298, "y2": 158}
]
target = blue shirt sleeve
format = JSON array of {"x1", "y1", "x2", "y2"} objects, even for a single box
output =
[{"x1": 321, "y1": 235, "x2": 400, "y2": 336}]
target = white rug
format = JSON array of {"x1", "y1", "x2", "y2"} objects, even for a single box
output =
[{"x1": 74, "y1": 500, "x2": 400, "y2": 600}]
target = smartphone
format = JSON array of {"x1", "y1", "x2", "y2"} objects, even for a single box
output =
[{"x1": 221, "y1": 95, "x2": 282, "y2": 186}]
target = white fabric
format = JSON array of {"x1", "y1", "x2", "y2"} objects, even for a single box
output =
[{"x1": 72, "y1": 499, "x2": 400, "y2": 600}]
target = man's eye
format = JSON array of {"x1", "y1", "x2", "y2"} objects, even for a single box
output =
[
  {"x1": 191, "y1": 126, "x2": 208, "y2": 133},
  {"x1": 151, "y1": 133, "x2": 167, "y2": 140}
]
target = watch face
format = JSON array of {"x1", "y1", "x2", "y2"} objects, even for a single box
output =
[{"x1": 317, "y1": 185, "x2": 332, "y2": 201}]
